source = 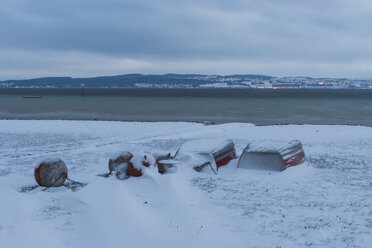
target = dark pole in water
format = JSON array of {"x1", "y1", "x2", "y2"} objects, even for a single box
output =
[{"x1": 81, "y1": 83, "x2": 85, "y2": 97}]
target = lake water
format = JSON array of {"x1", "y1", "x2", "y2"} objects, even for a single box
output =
[{"x1": 1, "y1": 88, "x2": 372, "y2": 126}]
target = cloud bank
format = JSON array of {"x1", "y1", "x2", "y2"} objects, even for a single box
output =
[{"x1": 1, "y1": 0, "x2": 372, "y2": 79}]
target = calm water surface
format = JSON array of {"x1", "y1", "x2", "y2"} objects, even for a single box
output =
[{"x1": 1, "y1": 88, "x2": 372, "y2": 125}]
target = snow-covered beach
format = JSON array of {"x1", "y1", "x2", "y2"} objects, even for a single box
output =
[{"x1": 0, "y1": 120, "x2": 371, "y2": 248}]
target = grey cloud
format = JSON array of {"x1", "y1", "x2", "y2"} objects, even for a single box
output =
[{"x1": 1, "y1": 0, "x2": 372, "y2": 78}]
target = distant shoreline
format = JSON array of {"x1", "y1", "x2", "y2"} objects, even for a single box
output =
[
  {"x1": 2, "y1": 87, "x2": 372, "y2": 98},
  {"x1": 1, "y1": 118, "x2": 372, "y2": 128},
  {"x1": 1, "y1": 73, "x2": 372, "y2": 89}
]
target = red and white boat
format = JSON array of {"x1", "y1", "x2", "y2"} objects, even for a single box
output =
[
  {"x1": 175, "y1": 138, "x2": 237, "y2": 171},
  {"x1": 237, "y1": 140, "x2": 305, "y2": 171}
]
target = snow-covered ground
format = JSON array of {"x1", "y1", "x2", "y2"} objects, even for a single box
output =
[{"x1": 0, "y1": 120, "x2": 371, "y2": 248}]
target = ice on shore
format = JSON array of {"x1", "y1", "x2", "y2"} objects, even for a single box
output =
[{"x1": 0, "y1": 120, "x2": 371, "y2": 248}]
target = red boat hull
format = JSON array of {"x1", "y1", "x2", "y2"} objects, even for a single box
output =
[
  {"x1": 216, "y1": 152, "x2": 237, "y2": 169},
  {"x1": 284, "y1": 151, "x2": 305, "y2": 168}
]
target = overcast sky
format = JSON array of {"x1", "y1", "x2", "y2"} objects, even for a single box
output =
[{"x1": 1, "y1": 0, "x2": 372, "y2": 79}]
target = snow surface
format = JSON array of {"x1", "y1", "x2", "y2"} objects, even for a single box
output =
[
  {"x1": 246, "y1": 140, "x2": 300, "y2": 153},
  {"x1": 0, "y1": 120, "x2": 371, "y2": 248},
  {"x1": 177, "y1": 138, "x2": 232, "y2": 154}
]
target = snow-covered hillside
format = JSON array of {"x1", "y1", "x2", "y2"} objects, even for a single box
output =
[{"x1": 0, "y1": 120, "x2": 371, "y2": 248}]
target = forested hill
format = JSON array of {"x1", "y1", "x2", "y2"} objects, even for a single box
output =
[{"x1": 0, "y1": 74, "x2": 273, "y2": 88}]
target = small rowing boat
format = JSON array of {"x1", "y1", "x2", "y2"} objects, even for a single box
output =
[{"x1": 238, "y1": 140, "x2": 305, "y2": 171}]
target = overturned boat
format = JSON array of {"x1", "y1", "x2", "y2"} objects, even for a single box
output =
[
  {"x1": 175, "y1": 138, "x2": 237, "y2": 171},
  {"x1": 100, "y1": 139, "x2": 237, "y2": 177},
  {"x1": 237, "y1": 140, "x2": 305, "y2": 171}
]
